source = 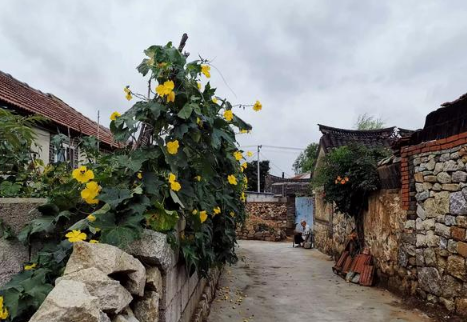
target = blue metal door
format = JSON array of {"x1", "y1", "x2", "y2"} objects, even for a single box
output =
[{"x1": 295, "y1": 197, "x2": 314, "y2": 227}]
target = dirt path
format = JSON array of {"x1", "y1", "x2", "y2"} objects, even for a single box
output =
[{"x1": 207, "y1": 240, "x2": 432, "y2": 322}]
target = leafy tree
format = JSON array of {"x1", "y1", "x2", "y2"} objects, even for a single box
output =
[
  {"x1": 244, "y1": 160, "x2": 270, "y2": 192},
  {"x1": 0, "y1": 109, "x2": 43, "y2": 173},
  {"x1": 292, "y1": 143, "x2": 318, "y2": 174},
  {"x1": 355, "y1": 113, "x2": 384, "y2": 130},
  {"x1": 0, "y1": 38, "x2": 259, "y2": 321}
]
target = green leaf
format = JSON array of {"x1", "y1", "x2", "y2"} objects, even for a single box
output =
[
  {"x1": 68, "y1": 219, "x2": 88, "y2": 231},
  {"x1": 101, "y1": 226, "x2": 140, "y2": 247},
  {"x1": 99, "y1": 188, "x2": 132, "y2": 208},
  {"x1": 170, "y1": 190, "x2": 185, "y2": 208},
  {"x1": 145, "y1": 201, "x2": 179, "y2": 232},
  {"x1": 177, "y1": 104, "x2": 194, "y2": 119}
]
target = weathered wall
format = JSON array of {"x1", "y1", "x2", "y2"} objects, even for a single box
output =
[
  {"x1": 237, "y1": 201, "x2": 287, "y2": 241},
  {"x1": 401, "y1": 144, "x2": 467, "y2": 314},
  {"x1": 362, "y1": 190, "x2": 416, "y2": 295},
  {"x1": 0, "y1": 198, "x2": 46, "y2": 287},
  {"x1": 27, "y1": 229, "x2": 220, "y2": 322}
]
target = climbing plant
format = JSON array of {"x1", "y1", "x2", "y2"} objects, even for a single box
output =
[
  {"x1": 0, "y1": 38, "x2": 261, "y2": 321},
  {"x1": 312, "y1": 143, "x2": 389, "y2": 217}
]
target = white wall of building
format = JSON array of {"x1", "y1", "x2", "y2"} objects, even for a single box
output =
[{"x1": 31, "y1": 127, "x2": 50, "y2": 165}]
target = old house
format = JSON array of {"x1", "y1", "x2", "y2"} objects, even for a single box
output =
[
  {"x1": 0, "y1": 71, "x2": 115, "y2": 167},
  {"x1": 313, "y1": 124, "x2": 412, "y2": 256}
]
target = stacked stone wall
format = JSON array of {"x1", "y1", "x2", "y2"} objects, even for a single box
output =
[
  {"x1": 236, "y1": 201, "x2": 287, "y2": 241},
  {"x1": 403, "y1": 144, "x2": 467, "y2": 315}
]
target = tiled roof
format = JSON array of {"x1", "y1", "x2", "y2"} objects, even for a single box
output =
[
  {"x1": 318, "y1": 124, "x2": 412, "y2": 152},
  {"x1": 0, "y1": 71, "x2": 115, "y2": 147}
]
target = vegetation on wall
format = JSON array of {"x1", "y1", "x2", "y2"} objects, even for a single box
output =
[
  {"x1": 0, "y1": 38, "x2": 260, "y2": 321},
  {"x1": 292, "y1": 142, "x2": 318, "y2": 174},
  {"x1": 312, "y1": 143, "x2": 389, "y2": 218}
]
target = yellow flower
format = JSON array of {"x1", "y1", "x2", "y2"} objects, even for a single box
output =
[
  {"x1": 200, "y1": 211, "x2": 208, "y2": 223},
  {"x1": 212, "y1": 97, "x2": 218, "y2": 104},
  {"x1": 240, "y1": 129, "x2": 247, "y2": 134},
  {"x1": 156, "y1": 80, "x2": 175, "y2": 96},
  {"x1": 228, "y1": 175, "x2": 238, "y2": 185},
  {"x1": 66, "y1": 230, "x2": 87, "y2": 243},
  {"x1": 168, "y1": 173, "x2": 177, "y2": 183},
  {"x1": 229, "y1": 211, "x2": 235, "y2": 217},
  {"x1": 195, "y1": 176, "x2": 201, "y2": 182},
  {"x1": 87, "y1": 214, "x2": 96, "y2": 222},
  {"x1": 253, "y1": 100, "x2": 262, "y2": 111},
  {"x1": 124, "y1": 87, "x2": 130, "y2": 94},
  {"x1": 241, "y1": 162, "x2": 248, "y2": 169},
  {"x1": 223, "y1": 110, "x2": 233, "y2": 122},
  {"x1": 201, "y1": 65, "x2": 211, "y2": 78},
  {"x1": 137, "y1": 172, "x2": 143, "y2": 179},
  {"x1": 241, "y1": 192, "x2": 246, "y2": 202},
  {"x1": 243, "y1": 176, "x2": 248, "y2": 184},
  {"x1": 247, "y1": 151, "x2": 253, "y2": 158},
  {"x1": 89, "y1": 239, "x2": 99, "y2": 244},
  {"x1": 125, "y1": 92, "x2": 132, "y2": 101},
  {"x1": 196, "y1": 117, "x2": 202, "y2": 125},
  {"x1": 110, "y1": 111, "x2": 121, "y2": 121},
  {"x1": 192, "y1": 209, "x2": 198, "y2": 215},
  {"x1": 170, "y1": 181, "x2": 181, "y2": 192},
  {"x1": 197, "y1": 82, "x2": 202, "y2": 90},
  {"x1": 81, "y1": 181, "x2": 100, "y2": 204},
  {"x1": 84, "y1": 197, "x2": 99, "y2": 205},
  {"x1": 213, "y1": 207, "x2": 221, "y2": 215},
  {"x1": 0, "y1": 296, "x2": 8, "y2": 320},
  {"x1": 167, "y1": 91, "x2": 175, "y2": 103},
  {"x1": 72, "y1": 166, "x2": 94, "y2": 183},
  {"x1": 233, "y1": 151, "x2": 243, "y2": 161},
  {"x1": 24, "y1": 263, "x2": 37, "y2": 271},
  {"x1": 167, "y1": 140, "x2": 179, "y2": 155}
]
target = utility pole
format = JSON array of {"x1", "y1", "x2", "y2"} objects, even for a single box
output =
[{"x1": 257, "y1": 145, "x2": 262, "y2": 192}]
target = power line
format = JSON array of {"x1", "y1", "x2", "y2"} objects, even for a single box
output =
[
  {"x1": 260, "y1": 151, "x2": 293, "y2": 178},
  {"x1": 239, "y1": 144, "x2": 305, "y2": 151}
]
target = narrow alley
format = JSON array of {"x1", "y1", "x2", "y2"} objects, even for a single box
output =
[{"x1": 208, "y1": 240, "x2": 432, "y2": 322}]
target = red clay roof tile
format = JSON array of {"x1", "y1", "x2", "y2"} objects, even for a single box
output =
[{"x1": 0, "y1": 71, "x2": 115, "y2": 147}]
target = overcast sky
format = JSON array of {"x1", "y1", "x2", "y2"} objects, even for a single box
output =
[{"x1": 2, "y1": 1, "x2": 467, "y2": 177}]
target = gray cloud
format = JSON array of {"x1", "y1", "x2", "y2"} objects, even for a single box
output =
[{"x1": 1, "y1": 0, "x2": 467, "y2": 176}]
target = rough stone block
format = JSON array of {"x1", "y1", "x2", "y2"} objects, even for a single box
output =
[
  {"x1": 146, "y1": 267, "x2": 163, "y2": 293},
  {"x1": 450, "y1": 191, "x2": 467, "y2": 215},
  {"x1": 442, "y1": 184, "x2": 460, "y2": 191},
  {"x1": 417, "y1": 205, "x2": 426, "y2": 220},
  {"x1": 448, "y1": 239, "x2": 458, "y2": 253},
  {"x1": 445, "y1": 215, "x2": 456, "y2": 226},
  {"x1": 126, "y1": 229, "x2": 177, "y2": 272},
  {"x1": 437, "y1": 172, "x2": 452, "y2": 183},
  {"x1": 456, "y1": 298, "x2": 467, "y2": 316},
  {"x1": 440, "y1": 297, "x2": 456, "y2": 312},
  {"x1": 447, "y1": 255, "x2": 466, "y2": 281},
  {"x1": 453, "y1": 171, "x2": 467, "y2": 183},
  {"x1": 444, "y1": 160, "x2": 459, "y2": 172},
  {"x1": 64, "y1": 242, "x2": 146, "y2": 297},
  {"x1": 29, "y1": 280, "x2": 108, "y2": 322},
  {"x1": 418, "y1": 267, "x2": 442, "y2": 296},
  {"x1": 423, "y1": 175, "x2": 437, "y2": 183},
  {"x1": 435, "y1": 223, "x2": 451, "y2": 238},
  {"x1": 0, "y1": 239, "x2": 29, "y2": 287},
  {"x1": 432, "y1": 183, "x2": 442, "y2": 191},
  {"x1": 451, "y1": 227, "x2": 466, "y2": 241},
  {"x1": 133, "y1": 291, "x2": 160, "y2": 322},
  {"x1": 457, "y1": 242, "x2": 467, "y2": 258}
]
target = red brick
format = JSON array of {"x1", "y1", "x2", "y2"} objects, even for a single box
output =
[{"x1": 459, "y1": 132, "x2": 467, "y2": 139}]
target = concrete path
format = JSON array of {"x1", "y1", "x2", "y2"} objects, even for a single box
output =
[{"x1": 207, "y1": 240, "x2": 432, "y2": 322}]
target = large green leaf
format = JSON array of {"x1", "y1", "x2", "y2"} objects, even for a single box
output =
[
  {"x1": 99, "y1": 188, "x2": 132, "y2": 208},
  {"x1": 177, "y1": 104, "x2": 194, "y2": 119},
  {"x1": 101, "y1": 226, "x2": 141, "y2": 247},
  {"x1": 145, "y1": 201, "x2": 179, "y2": 232}
]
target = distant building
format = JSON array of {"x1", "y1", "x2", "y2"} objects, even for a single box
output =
[{"x1": 0, "y1": 71, "x2": 115, "y2": 167}]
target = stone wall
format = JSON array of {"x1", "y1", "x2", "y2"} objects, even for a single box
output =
[
  {"x1": 402, "y1": 144, "x2": 467, "y2": 314},
  {"x1": 28, "y1": 229, "x2": 221, "y2": 322},
  {"x1": 0, "y1": 198, "x2": 46, "y2": 286},
  {"x1": 237, "y1": 201, "x2": 287, "y2": 241},
  {"x1": 362, "y1": 190, "x2": 416, "y2": 295}
]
